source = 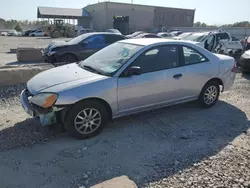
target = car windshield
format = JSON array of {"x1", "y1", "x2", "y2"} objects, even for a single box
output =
[
  {"x1": 79, "y1": 42, "x2": 143, "y2": 75},
  {"x1": 130, "y1": 31, "x2": 144, "y2": 37},
  {"x1": 67, "y1": 34, "x2": 91, "y2": 45},
  {"x1": 106, "y1": 29, "x2": 121, "y2": 34},
  {"x1": 183, "y1": 33, "x2": 209, "y2": 42},
  {"x1": 177, "y1": 32, "x2": 191, "y2": 38}
]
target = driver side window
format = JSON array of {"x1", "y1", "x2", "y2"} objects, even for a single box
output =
[
  {"x1": 84, "y1": 35, "x2": 105, "y2": 48},
  {"x1": 131, "y1": 45, "x2": 179, "y2": 74}
]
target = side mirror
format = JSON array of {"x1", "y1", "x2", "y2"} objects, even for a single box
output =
[{"x1": 123, "y1": 66, "x2": 142, "y2": 77}]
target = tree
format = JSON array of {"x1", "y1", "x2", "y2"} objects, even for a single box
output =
[
  {"x1": 193, "y1": 22, "x2": 201, "y2": 27},
  {"x1": 14, "y1": 24, "x2": 22, "y2": 31}
]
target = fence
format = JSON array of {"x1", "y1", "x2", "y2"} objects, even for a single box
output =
[{"x1": 174, "y1": 27, "x2": 250, "y2": 39}]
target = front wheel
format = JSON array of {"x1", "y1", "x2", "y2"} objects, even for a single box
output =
[
  {"x1": 198, "y1": 81, "x2": 220, "y2": 108},
  {"x1": 59, "y1": 53, "x2": 77, "y2": 63},
  {"x1": 65, "y1": 100, "x2": 109, "y2": 139}
]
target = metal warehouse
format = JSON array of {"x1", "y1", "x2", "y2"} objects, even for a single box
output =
[{"x1": 37, "y1": 1, "x2": 195, "y2": 34}]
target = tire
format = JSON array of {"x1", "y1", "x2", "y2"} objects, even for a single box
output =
[
  {"x1": 198, "y1": 81, "x2": 220, "y2": 108},
  {"x1": 32, "y1": 34, "x2": 35, "y2": 37},
  {"x1": 59, "y1": 53, "x2": 77, "y2": 63},
  {"x1": 64, "y1": 100, "x2": 109, "y2": 139}
]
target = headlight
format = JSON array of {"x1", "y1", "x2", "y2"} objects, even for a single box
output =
[
  {"x1": 47, "y1": 51, "x2": 56, "y2": 56},
  {"x1": 29, "y1": 93, "x2": 58, "y2": 108}
]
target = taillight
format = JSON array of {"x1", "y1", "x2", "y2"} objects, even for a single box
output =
[{"x1": 231, "y1": 60, "x2": 237, "y2": 73}]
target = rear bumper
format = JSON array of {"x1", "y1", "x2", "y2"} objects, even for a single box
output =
[{"x1": 224, "y1": 73, "x2": 236, "y2": 91}]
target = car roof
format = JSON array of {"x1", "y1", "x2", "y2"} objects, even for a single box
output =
[
  {"x1": 119, "y1": 38, "x2": 197, "y2": 46},
  {"x1": 88, "y1": 32, "x2": 122, "y2": 36}
]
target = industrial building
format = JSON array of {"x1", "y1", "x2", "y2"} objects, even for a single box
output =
[{"x1": 37, "y1": 1, "x2": 195, "y2": 34}]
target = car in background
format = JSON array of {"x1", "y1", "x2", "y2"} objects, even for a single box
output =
[
  {"x1": 7, "y1": 30, "x2": 18, "y2": 36},
  {"x1": 77, "y1": 28, "x2": 95, "y2": 36},
  {"x1": 170, "y1": 30, "x2": 183, "y2": 36},
  {"x1": 238, "y1": 50, "x2": 250, "y2": 72},
  {"x1": 157, "y1": 32, "x2": 173, "y2": 38},
  {"x1": 105, "y1": 29, "x2": 122, "y2": 35},
  {"x1": 21, "y1": 38, "x2": 236, "y2": 139},
  {"x1": 244, "y1": 36, "x2": 250, "y2": 51},
  {"x1": 23, "y1": 29, "x2": 37, "y2": 36},
  {"x1": 134, "y1": 33, "x2": 162, "y2": 39},
  {"x1": 183, "y1": 31, "x2": 243, "y2": 61},
  {"x1": 44, "y1": 32, "x2": 126, "y2": 64},
  {"x1": 125, "y1": 31, "x2": 145, "y2": 38},
  {"x1": 1, "y1": 32, "x2": 8, "y2": 36},
  {"x1": 29, "y1": 30, "x2": 47, "y2": 37},
  {"x1": 173, "y1": 32, "x2": 192, "y2": 40}
]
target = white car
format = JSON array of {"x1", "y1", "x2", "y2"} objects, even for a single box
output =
[
  {"x1": 29, "y1": 30, "x2": 47, "y2": 37},
  {"x1": 183, "y1": 31, "x2": 243, "y2": 60},
  {"x1": 173, "y1": 32, "x2": 192, "y2": 40},
  {"x1": 1, "y1": 32, "x2": 8, "y2": 36}
]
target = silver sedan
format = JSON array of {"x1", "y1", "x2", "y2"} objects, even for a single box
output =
[{"x1": 20, "y1": 38, "x2": 236, "y2": 139}]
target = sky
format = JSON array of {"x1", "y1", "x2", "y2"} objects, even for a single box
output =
[{"x1": 0, "y1": 0, "x2": 249, "y2": 25}]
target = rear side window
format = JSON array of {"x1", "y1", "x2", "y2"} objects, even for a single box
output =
[
  {"x1": 105, "y1": 35, "x2": 125, "y2": 44},
  {"x1": 216, "y1": 33, "x2": 230, "y2": 40},
  {"x1": 182, "y1": 46, "x2": 208, "y2": 65}
]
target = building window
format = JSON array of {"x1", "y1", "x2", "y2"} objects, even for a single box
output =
[
  {"x1": 160, "y1": 13, "x2": 164, "y2": 20},
  {"x1": 186, "y1": 15, "x2": 193, "y2": 22},
  {"x1": 181, "y1": 15, "x2": 184, "y2": 21}
]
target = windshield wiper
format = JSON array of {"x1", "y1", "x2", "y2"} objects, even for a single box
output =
[{"x1": 83, "y1": 65, "x2": 106, "y2": 75}]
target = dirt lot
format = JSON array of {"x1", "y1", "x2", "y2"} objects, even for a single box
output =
[
  {"x1": 0, "y1": 36, "x2": 68, "y2": 67},
  {"x1": 0, "y1": 73, "x2": 249, "y2": 188}
]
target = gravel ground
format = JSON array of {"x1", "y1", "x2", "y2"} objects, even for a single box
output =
[{"x1": 0, "y1": 73, "x2": 249, "y2": 188}]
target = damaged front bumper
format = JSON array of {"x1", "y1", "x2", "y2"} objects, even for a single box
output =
[{"x1": 20, "y1": 89, "x2": 63, "y2": 126}]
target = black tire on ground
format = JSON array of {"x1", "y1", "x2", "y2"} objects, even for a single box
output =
[
  {"x1": 64, "y1": 100, "x2": 109, "y2": 139},
  {"x1": 51, "y1": 30, "x2": 61, "y2": 38},
  {"x1": 59, "y1": 53, "x2": 77, "y2": 63},
  {"x1": 32, "y1": 34, "x2": 35, "y2": 37},
  {"x1": 198, "y1": 81, "x2": 220, "y2": 108}
]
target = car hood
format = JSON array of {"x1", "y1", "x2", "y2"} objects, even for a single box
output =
[
  {"x1": 27, "y1": 63, "x2": 107, "y2": 95},
  {"x1": 47, "y1": 40, "x2": 69, "y2": 50}
]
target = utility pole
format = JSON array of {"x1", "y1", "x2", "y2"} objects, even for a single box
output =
[{"x1": 131, "y1": 0, "x2": 133, "y2": 4}]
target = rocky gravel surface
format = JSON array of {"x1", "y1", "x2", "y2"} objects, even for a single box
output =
[{"x1": 0, "y1": 73, "x2": 249, "y2": 188}]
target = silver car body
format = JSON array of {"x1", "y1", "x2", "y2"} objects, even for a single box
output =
[{"x1": 22, "y1": 39, "x2": 236, "y2": 124}]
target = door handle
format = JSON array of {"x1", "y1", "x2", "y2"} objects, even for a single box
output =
[{"x1": 173, "y1": 74, "x2": 183, "y2": 79}]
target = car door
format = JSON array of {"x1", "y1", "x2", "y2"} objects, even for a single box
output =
[
  {"x1": 117, "y1": 45, "x2": 187, "y2": 114},
  {"x1": 79, "y1": 34, "x2": 106, "y2": 60},
  {"x1": 178, "y1": 45, "x2": 215, "y2": 98},
  {"x1": 35, "y1": 30, "x2": 42, "y2": 36}
]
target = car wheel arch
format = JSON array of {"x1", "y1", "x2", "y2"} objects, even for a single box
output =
[
  {"x1": 60, "y1": 53, "x2": 78, "y2": 61},
  {"x1": 61, "y1": 97, "x2": 113, "y2": 123},
  {"x1": 202, "y1": 78, "x2": 224, "y2": 93}
]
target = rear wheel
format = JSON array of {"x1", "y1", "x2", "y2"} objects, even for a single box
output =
[
  {"x1": 59, "y1": 53, "x2": 77, "y2": 63},
  {"x1": 198, "y1": 81, "x2": 220, "y2": 108},
  {"x1": 65, "y1": 100, "x2": 109, "y2": 139}
]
